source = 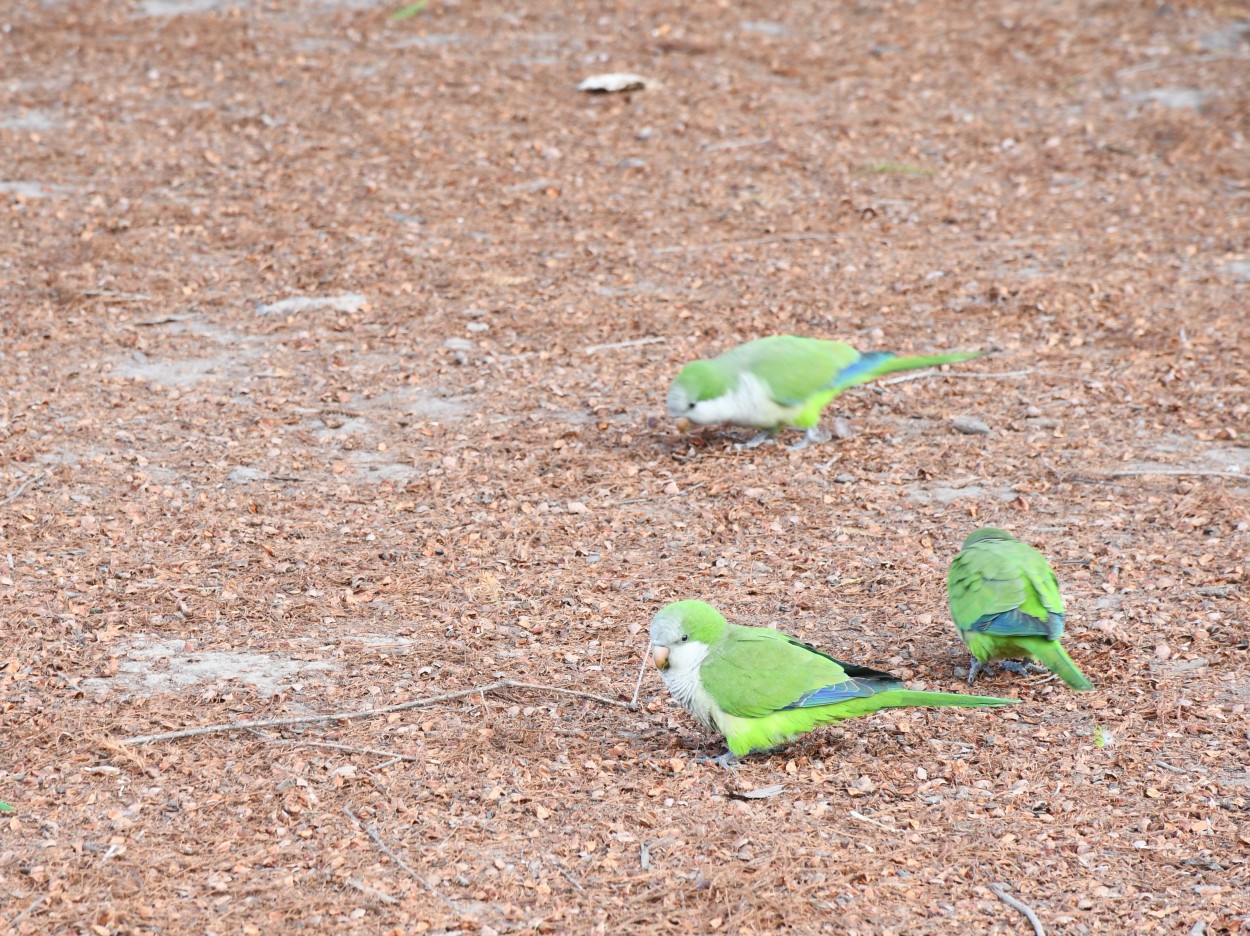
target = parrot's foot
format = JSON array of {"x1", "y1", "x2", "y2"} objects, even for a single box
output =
[
  {"x1": 734, "y1": 432, "x2": 775, "y2": 451},
  {"x1": 697, "y1": 752, "x2": 740, "y2": 769},
  {"x1": 787, "y1": 427, "x2": 832, "y2": 451},
  {"x1": 966, "y1": 657, "x2": 987, "y2": 686},
  {"x1": 999, "y1": 660, "x2": 1049, "y2": 677}
]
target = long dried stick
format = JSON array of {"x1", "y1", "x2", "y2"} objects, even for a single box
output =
[
  {"x1": 344, "y1": 806, "x2": 455, "y2": 908},
  {"x1": 1108, "y1": 468, "x2": 1248, "y2": 481},
  {"x1": 988, "y1": 883, "x2": 1045, "y2": 936},
  {"x1": 630, "y1": 647, "x2": 650, "y2": 707},
  {"x1": 121, "y1": 679, "x2": 634, "y2": 745}
]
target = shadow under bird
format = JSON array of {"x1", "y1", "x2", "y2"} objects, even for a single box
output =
[
  {"x1": 947, "y1": 527, "x2": 1093, "y2": 691},
  {"x1": 666, "y1": 335, "x2": 983, "y2": 449},
  {"x1": 649, "y1": 600, "x2": 1017, "y2": 765}
]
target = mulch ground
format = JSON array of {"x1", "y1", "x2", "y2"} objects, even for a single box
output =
[{"x1": 2, "y1": 0, "x2": 1249, "y2": 932}]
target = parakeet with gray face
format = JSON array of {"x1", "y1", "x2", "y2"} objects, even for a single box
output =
[
  {"x1": 666, "y1": 335, "x2": 982, "y2": 449},
  {"x1": 947, "y1": 527, "x2": 1092, "y2": 691},
  {"x1": 649, "y1": 600, "x2": 1016, "y2": 764}
]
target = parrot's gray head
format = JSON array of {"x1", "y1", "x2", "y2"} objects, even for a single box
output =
[
  {"x1": 649, "y1": 600, "x2": 728, "y2": 671},
  {"x1": 666, "y1": 362, "x2": 732, "y2": 426},
  {"x1": 649, "y1": 607, "x2": 685, "y2": 653},
  {"x1": 665, "y1": 382, "x2": 695, "y2": 421}
]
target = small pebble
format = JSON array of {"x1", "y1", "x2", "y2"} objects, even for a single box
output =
[
  {"x1": 952, "y1": 415, "x2": 991, "y2": 435},
  {"x1": 1155, "y1": 642, "x2": 1171, "y2": 661},
  {"x1": 834, "y1": 473, "x2": 856, "y2": 484}
]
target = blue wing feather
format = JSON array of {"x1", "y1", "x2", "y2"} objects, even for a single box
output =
[
  {"x1": 969, "y1": 609, "x2": 1065, "y2": 641},
  {"x1": 830, "y1": 352, "x2": 894, "y2": 390},
  {"x1": 782, "y1": 674, "x2": 903, "y2": 709}
]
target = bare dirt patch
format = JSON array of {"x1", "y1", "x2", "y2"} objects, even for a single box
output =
[{"x1": 2, "y1": 0, "x2": 1249, "y2": 933}]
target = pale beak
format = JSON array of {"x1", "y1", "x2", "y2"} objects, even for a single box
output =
[
  {"x1": 674, "y1": 417, "x2": 691, "y2": 433},
  {"x1": 651, "y1": 645, "x2": 670, "y2": 670}
]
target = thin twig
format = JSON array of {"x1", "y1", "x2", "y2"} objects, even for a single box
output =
[
  {"x1": 877, "y1": 369, "x2": 1033, "y2": 386},
  {"x1": 988, "y1": 883, "x2": 1046, "y2": 936},
  {"x1": 1154, "y1": 760, "x2": 1205, "y2": 775},
  {"x1": 120, "y1": 679, "x2": 634, "y2": 745},
  {"x1": 345, "y1": 877, "x2": 399, "y2": 905},
  {"x1": 547, "y1": 858, "x2": 586, "y2": 893},
  {"x1": 4, "y1": 471, "x2": 46, "y2": 502},
  {"x1": 631, "y1": 646, "x2": 650, "y2": 707},
  {"x1": 344, "y1": 806, "x2": 455, "y2": 908},
  {"x1": 1107, "y1": 468, "x2": 1248, "y2": 481},
  {"x1": 583, "y1": 336, "x2": 667, "y2": 355},
  {"x1": 267, "y1": 737, "x2": 421, "y2": 762},
  {"x1": 82, "y1": 290, "x2": 153, "y2": 302},
  {"x1": 652, "y1": 232, "x2": 841, "y2": 255},
  {"x1": 848, "y1": 810, "x2": 901, "y2": 833},
  {"x1": 702, "y1": 136, "x2": 773, "y2": 152},
  {"x1": 1116, "y1": 55, "x2": 1250, "y2": 79}
]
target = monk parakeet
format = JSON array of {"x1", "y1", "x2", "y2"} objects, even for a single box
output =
[
  {"x1": 947, "y1": 527, "x2": 1093, "y2": 691},
  {"x1": 666, "y1": 335, "x2": 983, "y2": 449},
  {"x1": 649, "y1": 600, "x2": 1016, "y2": 764}
]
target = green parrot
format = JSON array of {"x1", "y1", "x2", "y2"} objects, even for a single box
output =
[
  {"x1": 649, "y1": 600, "x2": 1016, "y2": 764},
  {"x1": 666, "y1": 335, "x2": 982, "y2": 449},
  {"x1": 947, "y1": 527, "x2": 1093, "y2": 691}
]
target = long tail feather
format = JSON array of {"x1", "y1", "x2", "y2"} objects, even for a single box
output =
[
  {"x1": 873, "y1": 689, "x2": 1016, "y2": 709},
  {"x1": 1031, "y1": 644, "x2": 1094, "y2": 691},
  {"x1": 829, "y1": 688, "x2": 1016, "y2": 719},
  {"x1": 833, "y1": 350, "x2": 983, "y2": 390}
]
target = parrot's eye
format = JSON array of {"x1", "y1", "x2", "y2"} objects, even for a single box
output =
[
  {"x1": 681, "y1": 634, "x2": 689, "y2": 642},
  {"x1": 688, "y1": 402, "x2": 696, "y2": 410}
]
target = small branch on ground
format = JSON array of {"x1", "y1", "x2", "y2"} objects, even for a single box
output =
[
  {"x1": 652, "y1": 231, "x2": 841, "y2": 255},
  {"x1": 583, "y1": 336, "x2": 667, "y2": 355},
  {"x1": 988, "y1": 883, "x2": 1045, "y2": 936},
  {"x1": 630, "y1": 647, "x2": 650, "y2": 707},
  {"x1": 257, "y1": 735, "x2": 422, "y2": 762},
  {"x1": 4, "y1": 472, "x2": 46, "y2": 503},
  {"x1": 848, "y1": 810, "x2": 901, "y2": 833},
  {"x1": 345, "y1": 877, "x2": 399, "y2": 905},
  {"x1": 120, "y1": 679, "x2": 635, "y2": 746},
  {"x1": 344, "y1": 806, "x2": 456, "y2": 908},
  {"x1": 1107, "y1": 468, "x2": 1248, "y2": 481}
]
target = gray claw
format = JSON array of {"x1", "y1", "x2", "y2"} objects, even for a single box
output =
[
  {"x1": 698, "y1": 752, "x2": 740, "y2": 769},
  {"x1": 999, "y1": 660, "x2": 1048, "y2": 677},
  {"x1": 734, "y1": 432, "x2": 775, "y2": 451},
  {"x1": 787, "y1": 427, "x2": 832, "y2": 451},
  {"x1": 967, "y1": 656, "x2": 986, "y2": 686}
]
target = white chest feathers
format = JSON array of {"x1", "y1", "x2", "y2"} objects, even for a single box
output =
[
  {"x1": 658, "y1": 640, "x2": 723, "y2": 730},
  {"x1": 689, "y1": 372, "x2": 797, "y2": 429}
]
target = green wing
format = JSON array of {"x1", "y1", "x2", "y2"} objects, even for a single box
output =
[
  {"x1": 700, "y1": 626, "x2": 858, "y2": 717},
  {"x1": 948, "y1": 540, "x2": 1064, "y2": 639},
  {"x1": 718, "y1": 336, "x2": 860, "y2": 406}
]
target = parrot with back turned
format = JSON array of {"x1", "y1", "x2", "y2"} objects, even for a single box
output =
[
  {"x1": 649, "y1": 600, "x2": 1016, "y2": 765},
  {"x1": 947, "y1": 527, "x2": 1093, "y2": 691},
  {"x1": 666, "y1": 335, "x2": 983, "y2": 449}
]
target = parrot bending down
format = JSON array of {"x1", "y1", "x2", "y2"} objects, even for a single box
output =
[
  {"x1": 666, "y1": 335, "x2": 983, "y2": 449},
  {"x1": 947, "y1": 527, "x2": 1093, "y2": 691},
  {"x1": 649, "y1": 600, "x2": 1016, "y2": 764}
]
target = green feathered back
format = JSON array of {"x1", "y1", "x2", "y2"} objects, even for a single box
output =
[
  {"x1": 700, "y1": 625, "x2": 875, "y2": 717},
  {"x1": 712, "y1": 335, "x2": 981, "y2": 406},
  {"x1": 948, "y1": 528, "x2": 1093, "y2": 691},
  {"x1": 948, "y1": 528, "x2": 1064, "y2": 639}
]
